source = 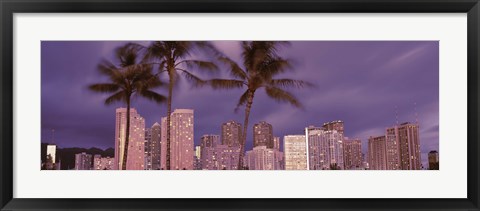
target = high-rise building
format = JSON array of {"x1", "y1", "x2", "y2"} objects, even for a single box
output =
[
  {"x1": 244, "y1": 146, "x2": 280, "y2": 170},
  {"x1": 323, "y1": 120, "x2": 344, "y2": 136},
  {"x1": 368, "y1": 135, "x2": 387, "y2": 170},
  {"x1": 160, "y1": 117, "x2": 167, "y2": 169},
  {"x1": 93, "y1": 155, "x2": 115, "y2": 170},
  {"x1": 221, "y1": 120, "x2": 242, "y2": 146},
  {"x1": 144, "y1": 128, "x2": 152, "y2": 170},
  {"x1": 150, "y1": 122, "x2": 162, "y2": 170},
  {"x1": 201, "y1": 134, "x2": 220, "y2": 148},
  {"x1": 215, "y1": 144, "x2": 241, "y2": 170},
  {"x1": 253, "y1": 121, "x2": 274, "y2": 148},
  {"x1": 385, "y1": 127, "x2": 401, "y2": 170},
  {"x1": 306, "y1": 126, "x2": 344, "y2": 170},
  {"x1": 428, "y1": 150, "x2": 439, "y2": 170},
  {"x1": 284, "y1": 135, "x2": 307, "y2": 170},
  {"x1": 200, "y1": 134, "x2": 221, "y2": 170},
  {"x1": 273, "y1": 137, "x2": 280, "y2": 150},
  {"x1": 200, "y1": 134, "x2": 240, "y2": 170},
  {"x1": 75, "y1": 152, "x2": 92, "y2": 170},
  {"x1": 195, "y1": 146, "x2": 201, "y2": 159},
  {"x1": 114, "y1": 108, "x2": 145, "y2": 170},
  {"x1": 343, "y1": 138, "x2": 363, "y2": 170},
  {"x1": 160, "y1": 109, "x2": 194, "y2": 170},
  {"x1": 46, "y1": 144, "x2": 57, "y2": 164},
  {"x1": 397, "y1": 122, "x2": 421, "y2": 170}
]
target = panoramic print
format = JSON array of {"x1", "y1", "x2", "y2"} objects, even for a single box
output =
[{"x1": 40, "y1": 41, "x2": 439, "y2": 171}]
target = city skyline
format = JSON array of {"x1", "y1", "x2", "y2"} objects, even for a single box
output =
[{"x1": 41, "y1": 41, "x2": 439, "y2": 167}]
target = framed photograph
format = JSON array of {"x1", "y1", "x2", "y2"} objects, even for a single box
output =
[{"x1": 1, "y1": 0, "x2": 479, "y2": 210}]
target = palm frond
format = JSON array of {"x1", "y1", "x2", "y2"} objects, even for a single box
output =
[
  {"x1": 265, "y1": 86, "x2": 303, "y2": 108},
  {"x1": 218, "y1": 57, "x2": 247, "y2": 80},
  {"x1": 178, "y1": 60, "x2": 218, "y2": 72},
  {"x1": 104, "y1": 91, "x2": 127, "y2": 105},
  {"x1": 208, "y1": 79, "x2": 245, "y2": 90},
  {"x1": 270, "y1": 79, "x2": 315, "y2": 89},
  {"x1": 234, "y1": 90, "x2": 250, "y2": 113},
  {"x1": 178, "y1": 69, "x2": 206, "y2": 87},
  {"x1": 258, "y1": 58, "x2": 293, "y2": 79},
  {"x1": 138, "y1": 90, "x2": 167, "y2": 104},
  {"x1": 89, "y1": 83, "x2": 120, "y2": 93}
]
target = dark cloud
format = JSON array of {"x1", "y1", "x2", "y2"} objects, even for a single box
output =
[{"x1": 41, "y1": 41, "x2": 439, "y2": 166}]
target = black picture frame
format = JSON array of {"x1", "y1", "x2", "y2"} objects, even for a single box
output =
[{"x1": 1, "y1": 0, "x2": 479, "y2": 210}]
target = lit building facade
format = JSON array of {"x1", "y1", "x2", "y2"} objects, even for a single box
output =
[
  {"x1": 244, "y1": 146, "x2": 279, "y2": 170},
  {"x1": 93, "y1": 155, "x2": 115, "y2": 170},
  {"x1": 397, "y1": 122, "x2": 421, "y2": 170},
  {"x1": 200, "y1": 134, "x2": 240, "y2": 170},
  {"x1": 144, "y1": 128, "x2": 152, "y2": 170},
  {"x1": 221, "y1": 120, "x2": 242, "y2": 147},
  {"x1": 253, "y1": 121, "x2": 274, "y2": 148},
  {"x1": 150, "y1": 122, "x2": 162, "y2": 170},
  {"x1": 273, "y1": 137, "x2": 280, "y2": 150},
  {"x1": 160, "y1": 109, "x2": 194, "y2": 170},
  {"x1": 114, "y1": 108, "x2": 145, "y2": 170},
  {"x1": 46, "y1": 144, "x2": 57, "y2": 164},
  {"x1": 385, "y1": 126, "x2": 401, "y2": 170},
  {"x1": 323, "y1": 120, "x2": 344, "y2": 135},
  {"x1": 343, "y1": 138, "x2": 363, "y2": 170},
  {"x1": 75, "y1": 152, "x2": 92, "y2": 170},
  {"x1": 284, "y1": 135, "x2": 307, "y2": 170},
  {"x1": 306, "y1": 126, "x2": 344, "y2": 170},
  {"x1": 368, "y1": 135, "x2": 387, "y2": 170}
]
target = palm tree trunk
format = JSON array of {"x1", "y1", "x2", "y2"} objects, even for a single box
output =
[
  {"x1": 122, "y1": 99, "x2": 131, "y2": 170},
  {"x1": 238, "y1": 90, "x2": 255, "y2": 170},
  {"x1": 166, "y1": 72, "x2": 173, "y2": 170}
]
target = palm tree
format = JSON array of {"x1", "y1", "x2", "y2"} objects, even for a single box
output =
[
  {"x1": 89, "y1": 44, "x2": 166, "y2": 170},
  {"x1": 207, "y1": 41, "x2": 312, "y2": 169},
  {"x1": 139, "y1": 41, "x2": 218, "y2": 170}
]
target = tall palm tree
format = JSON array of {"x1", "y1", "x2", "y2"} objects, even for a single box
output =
[
  {"x1": 207, "y1": 41, "x2": 312, "y2": 169},
  {"x1": 89, "y1": 44, "x2": 166, "y2": 170},
  {"x1": 139, "y1": 41, "x2": 218, "y2": 170}
]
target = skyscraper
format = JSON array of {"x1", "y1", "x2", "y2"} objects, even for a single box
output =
[
  {"x1": 385, "y1": 126, "x2": 401, "y2": 170},
  {"x1": 160, "y1": 117, "x2": 167, "y2": 169},
  {"x1": 368, "y1": 135, "x2": 387, "y2": 170},
  {"x1": 306, "y1": 126, "x2": 344, "y2": 170},
  {"x1": 397, "y1": 122, "x2": 421, "y2": 170},
  {"x1": 323, "y1": 120, "x2": 344, "y2": 136},
  {"x1": 200, "y1": 134, "x2": 221, "y2": 170},
  {"x1": 114, "y1": 108, "x2": 146, "y2": 170},
  {"x1": 195, "y1": 146, "x2": 201, "y2": 159},
  {"x1": 144, "y1": 128, "x2": 152, "y2": 170},
  {"x1": 273, "y1": 137, "x2": 280, "y2": 150},
  {"x1": 253, "y1": 121, "x2": 274, "y2": 148},
  {"x1": 150, "y1": 122, "x2": 162, "y2": 170},
  {"x1": 284, "y1": 135, "x2": 307, "y2": 170},
  {"x1": 46, "y1": 144, "x2": 57, "y2": 164},
  {"x1": 244, "y1": 146, "x2": 279, "y2": 170},
  {"x1": 428, "y1": 150, "x2": 439, "y2": 170},
  {"x1": 93, "y1": 155, "x2": 114, "y2": 170},
  {"x1": 75, "y1": 152, "x2": 92, "y2": 170},
  {"x1": 343, "y1": 138, "x2": 363, "y2": 170},
  {"x1": 221, "y1": 120, "x2": 242, "y2": 146},
  {"x1": 200, "y1": 134, "x2": 240, "y2": 170},
  {"x1": 160, "y1": 109, "x2": 194, "y2": 170}
]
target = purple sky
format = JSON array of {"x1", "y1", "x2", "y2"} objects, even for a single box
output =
[{"x1": 41, "y1": 41, "x2": 439, "y2": 166}]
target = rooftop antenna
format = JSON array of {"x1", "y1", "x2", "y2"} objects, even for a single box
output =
[
  {"x1": 51, "y1": 129, "x2": 55, "y2": 144},
  {"x1": 395, "y1": 106, "x2": 399, "y2": 126},
  {"x1": 414, "y1": 102, "x2": 418, "y2": 125}
]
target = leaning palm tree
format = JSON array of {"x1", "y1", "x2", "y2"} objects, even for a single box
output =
[
  {"x1": 89, "y1": 44, "x2": 166, "y2": 170},
  {"x1": 208, "y1": 41, "x2": 312, "y2": 169}
]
